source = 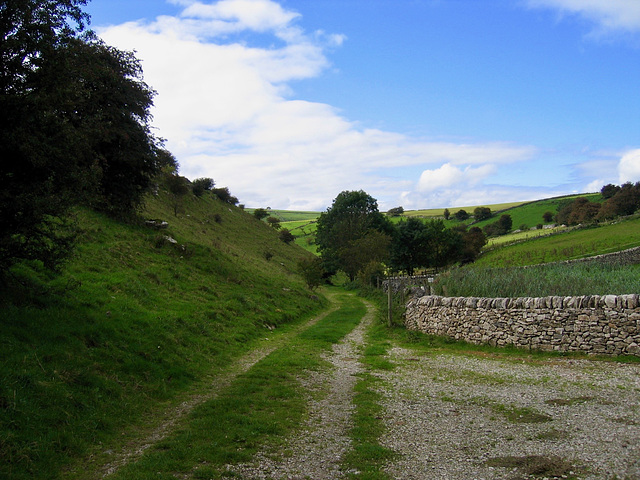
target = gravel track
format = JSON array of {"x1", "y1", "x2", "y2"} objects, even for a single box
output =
[
  {"x1": 226, "y1": 300, "x2": 376, "y2": 479},
  {"x1": 375, "y1": 347, "x2": 640, "y2": 479},
  {"x1": 95, "y1": 296, "x2": 640, "y2": 480}
]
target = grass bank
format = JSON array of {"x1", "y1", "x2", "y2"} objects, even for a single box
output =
[
  {"x1": 0, "y1": 191, "x2": 325, "y2": 480},
  {"x1": 99, "y1": 290, "x2": 366, "y2": 480}
]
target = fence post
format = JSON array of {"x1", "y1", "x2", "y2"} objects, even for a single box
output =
[{"x1": 388, "y1": 280, "x2": 393, "y2": 327}]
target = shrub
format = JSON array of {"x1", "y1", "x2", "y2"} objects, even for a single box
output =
[
  {"x1": 192, "y1": 177, "x2": 214, "y2": 197},
  {"x1": 279, "y1": 228, "x2": 295, "y2": 244},
  {"x1": 253, "y1": 208, "x2": 269, "y2": 221},
  {"x1": 297, "y1": 256, "x2": 324, "y2": 290}
]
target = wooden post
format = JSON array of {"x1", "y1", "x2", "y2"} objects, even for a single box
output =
[{"x1": 388, "y1": 281, "x2": 393, "y2": 327}]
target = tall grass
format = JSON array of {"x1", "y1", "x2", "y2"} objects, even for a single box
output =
[{"x1": 432, "y1": 262, "x2": 640, "y2": 298}]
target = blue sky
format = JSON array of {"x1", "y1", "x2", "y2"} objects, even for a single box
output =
[{"x1": 86, "y1": 0, "x2": 640, "y2": 211}]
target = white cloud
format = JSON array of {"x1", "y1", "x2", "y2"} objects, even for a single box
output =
[
  {"x1": 527, "y1": 0, "x2": 640, "y2": 35},
  {"x1": 97, "y1": 0, "x2": 540, "y2": 210},
  {"x1": 618, "y1": 149, "x2": 640, "y2": 183}
]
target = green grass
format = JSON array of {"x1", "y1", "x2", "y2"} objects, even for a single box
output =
[
  {"x1": 476, "y1": 216, "x2": 640, "y2": 267},
  {"x1": 470, "y1": 193, "x2": 601, "y2": 231},
  {"x1": 98, "y1": 291, "x2": 366, "y2": 480},
  {"x1": 342, "y1": 296, "x2": 398, "y2": 480},
  {"x1": 0, "y1": 191, "x2": 327, "y2": 480}
]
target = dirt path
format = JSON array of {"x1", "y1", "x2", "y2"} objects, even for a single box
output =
[
  {"x1": 92, "y1": 297, "x2": 341, "y2": 478},
  {"x1": 226, "y1": 300, "x2": 376, "y2": 479}
]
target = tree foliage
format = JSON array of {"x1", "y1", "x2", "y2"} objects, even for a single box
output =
[
  {"x1": 0, "y1": 0, "x2": 166, "y2": 272},
  {"x1": 192, "y1": 177, "x2": 214, "y2": 197},
  {"x1": 454, "y1": 209, "x2": 470, "y2": 221},
  {"x1": 473, "y1": 206, "x2": 492, "y2": 221},
  {"x1": 253, "y1": 208, "x2": 269, "y2": 221},
  {"x1": 315, "y1": 190, "x2": 393, "y2": 281}
]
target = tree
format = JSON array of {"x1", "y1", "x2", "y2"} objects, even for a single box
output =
[
  {"x1": 387, "y1": 206, "x2": 404, "y2": 217},
  {"x1": 423, "y1": 219, "x2": 463, "y2": 270},
  {"x1": 165, "y1": 174, "x2": 189, "y2": 216},
  {"x1": 1, "y1": 1, "x2": 164, "y2": 271},
  {"x1": 192, "y1": 177, "x2": 214, "y2": 197},
  {"x1": 443, "y1": 208, "x2": 451, "y2": 220},
  {"x1": 454, "y1": 209, "x2": 470, "y2": 221},
  {"x1": 297, "y1": 256, "x2": 325, "y2": 290},
  {"x1": 459, "y1": 226, "x2": 486, "y2": 264},
  {"x1": 266, "y1": 216, "x2": 281, "y2": 229},
  {"x1": 473, "y1": 207, "x2": 492, "y2": 221},
  {"x1": 601, "y1": 183, "x2": 621, "y2": 199},
  {"x1": 315, "y1": 190, "x2": 393, "y2": 281},
  {"x1": 483, "y1": 214, "x2": 513, "y2": 237},
  {"x1": 389, "y1": 217, "x2": 430, "y2": 275},
  {"x1": 278, "y1": 228, "x2": 295, "y2": 244},
  {"x1": 542, "y1": 211, "x2": 554, "y2": 223},
  {"x1": 338, "y1": 230, "x2": 391, "y2": 282},
  {"x1": 253, "y1": 208, "x2": 269, "y2": 221},
  {"x1": 211, "y1": 187, "x2": 239, "y2": 205},
  {"x1": 0, "y1": 0, "x2": 90, "y2": 272}
]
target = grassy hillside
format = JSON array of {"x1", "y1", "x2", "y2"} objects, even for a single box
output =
[
  {"x1": 475, "y1": 215, "x2": 640, "y2": 267},
  {"x1": 403, "y1": 200, "x2": 527, "y2": 219},
  {"x1": 0, "y1": 191, "x2": 326, "y2": 479},
  {"x1": 469, "y1": 193, "x2": 601, "y2": 230}
]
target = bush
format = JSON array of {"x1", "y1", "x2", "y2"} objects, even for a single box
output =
[
  {"x1": 279, "y1": 228, "x2": 295, "y2": 244},
  {"x1": 297, "y1": 256, "x2": 324, "y2": 290},
  {"x1": 192, "y1": 177, "x2": 214, "y2": 197},
  {"x1": 253, "y1": 208, "x2": 269, "y2": 220}
]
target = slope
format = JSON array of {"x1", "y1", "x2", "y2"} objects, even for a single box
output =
[{"x1": 0, "y1": 190, "x2": 327, "y2": 480}]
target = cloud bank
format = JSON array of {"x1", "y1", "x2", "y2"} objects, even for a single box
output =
[{"x1": 96, "y1": 0, "x2": 614, "y2": 210}]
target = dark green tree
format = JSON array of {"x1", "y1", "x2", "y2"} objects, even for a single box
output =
[
  {"x1": 165, "y1": 174, "x2": 190, "y2": 216},
  {"x1": 459, "y1": 226, "x2": 487, "y2": 264},
  {"x1": 253, "y1": 208, "x2": 269, "y2": 220},
  {"x1": 278, "y1": 228, "x2": 295, "y2": 244},
  {"x1": 266, "y1": 216, "x2": 281, "y2": 229},
  {"x1": 443, "y1": 208, "x2": 451, "y2": 220},
  {"x1": 315, "y1": 190, "x2": 393, "y2": 281},
  {"x1": 454, "y1": 209, "x2": 470, "y2": 221},
  {"x1": 542, "y1": 211, "x2": 554, "y2": 223},
  {"x1": 0, "y1": 1, "x2": 167, "y2": 272},
  {"x1": 389, "y1": 217, "x2": 430, "y2": 275},
  {"x1": 387, "y1": 206, "x2": 404, "y2": 217},
  {"x1": 0, "y1": 0, "x2": 89, "y2": 271},
  {"x1": 423, "y1": 219, "x2": 463, "y2": 270},
  {"x1": 297, "y1": 256, "x2": 325, "y2": 290},
  {"x1": 192, "y1": 177, "x2": 214, "y2": 197},
  {"x1": 473, "y1": 206, "x2": 492, "y2": 221}
]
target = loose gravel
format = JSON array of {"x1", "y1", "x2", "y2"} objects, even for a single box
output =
[
  {"x1": 376, "y1": 347, "x2": 640, "y2": 480},
  {"x1": 226, "y1": 301, "x2": 376, "y2": 479}
]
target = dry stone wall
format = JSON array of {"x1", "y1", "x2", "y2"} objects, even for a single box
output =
[{"x1": 404, "y1": 294, "x2": 640, "y2": 356}]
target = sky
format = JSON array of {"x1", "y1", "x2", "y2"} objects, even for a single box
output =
[{"x1": 85, "y1": 0, "x2": 640, "y2": 211}]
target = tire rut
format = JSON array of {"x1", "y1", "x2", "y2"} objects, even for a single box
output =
[
  {"x1": 92, "y1": 297, "x2": 341, "y2": 479},
  {"x1": 226, "y1": 298, "x2": 376, "y2": 479}
]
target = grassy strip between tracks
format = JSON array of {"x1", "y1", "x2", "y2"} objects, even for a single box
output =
[
  {"x1": 342, "y1": 305, "x2": 398, "y2": 480},
  {"x1": 101, "y1": 290, "x2": 366, "y2": 480}
]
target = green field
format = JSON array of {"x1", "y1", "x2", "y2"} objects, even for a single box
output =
[
  {"x1": 476, "y1": 216, "x2": 640, "y2": 267},
  {"x1": 469, "y1": 193, "x2": 601, "y2": 230}
]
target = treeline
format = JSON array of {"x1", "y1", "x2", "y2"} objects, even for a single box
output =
[
  {"x1": 555, "y1": 183, "x2": 640, "y2": 225},
  {"x1": 308, "y1": 191, "x2": 487, "y2": 286},
  {"x1": 0, "y1": 1, "x2": 238, "y2": 276}
]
